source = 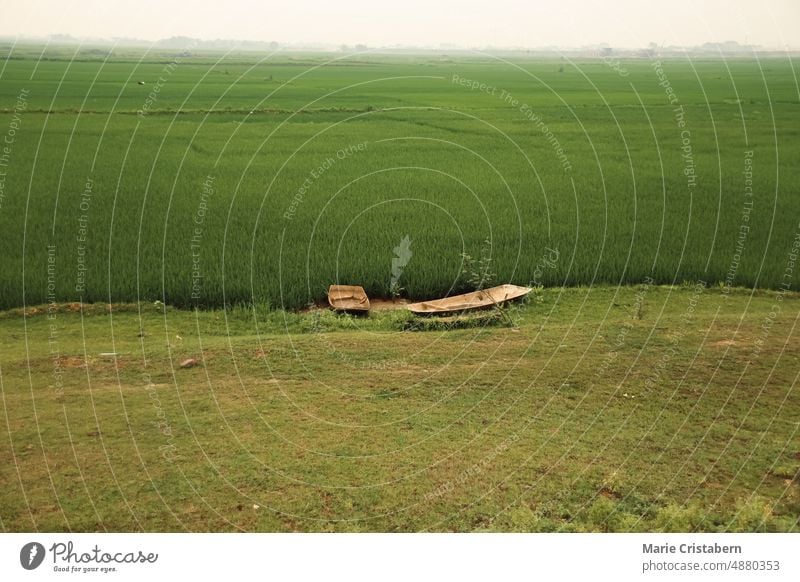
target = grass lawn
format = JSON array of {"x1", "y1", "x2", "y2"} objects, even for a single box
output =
[{"x1": 1, "y1": 285, "x2": 798, "y2": 532}]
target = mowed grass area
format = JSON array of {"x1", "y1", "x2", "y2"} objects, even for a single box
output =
[
  {"x1": 1, "y1": 286, "x2": 798, "y2": 532},
  {"x1": 0, "y1": 48, "x2": 799, "y2": 309}
]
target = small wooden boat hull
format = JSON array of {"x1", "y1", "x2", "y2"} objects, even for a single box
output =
[
  {"x1": 407, "y1": 284, "x2": 532, "y2": 315},
  {"x1": 327, "y1": 285, "x2": 371, "y2": 312}
]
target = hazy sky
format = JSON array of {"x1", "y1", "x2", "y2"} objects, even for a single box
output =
[{"x1": 0, "y1": 0, "x2": 798, "y2": 48}]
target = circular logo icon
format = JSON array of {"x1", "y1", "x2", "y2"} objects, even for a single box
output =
[{"x1": 20, "y1": 542, "x2": 46, "y2": 570}]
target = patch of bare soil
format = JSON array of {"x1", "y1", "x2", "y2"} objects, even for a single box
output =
[
  {"x1": 368, "y1": 298, "x2": 410, "y2": 311},
  {"x1": 60, "y1": 356, "x2": 87, "y2": 368},
  {"x1": 709, "y1": 339, "x2": 737, "y2": 347},
  {"x1": 301, "y1": 298, "x2": 410, "y2": 312}
]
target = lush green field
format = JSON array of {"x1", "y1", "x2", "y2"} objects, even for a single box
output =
[
  {"x1": 1, "y1": 49, "x2": 799, "y2": 532},
  {"x1": 0, "y1": 47, "x2": 798, "y2": 309},
  {"x1": 1, "y1": 287, "x2": 798, "y2": 532}
]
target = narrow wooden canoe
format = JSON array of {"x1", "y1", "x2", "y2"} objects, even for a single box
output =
[
  {"x1": 327, "y1": 285, "x2": 371, "y2": 312},
  {"x1": 407, "y1": 284, "x2": 532, "y2": 315}
]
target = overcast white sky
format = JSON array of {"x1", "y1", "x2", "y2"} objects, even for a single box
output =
[{"x1": 0, "y1": 0, "x2": 797, "y2": 48}]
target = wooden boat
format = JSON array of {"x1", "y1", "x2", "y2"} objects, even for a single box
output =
[
  {"x1": 406, "y1": 284, "x2": 532, "y2": 315},
  {"x1": 327, "y1": 285, "x2": 371, "y2": 312}
]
